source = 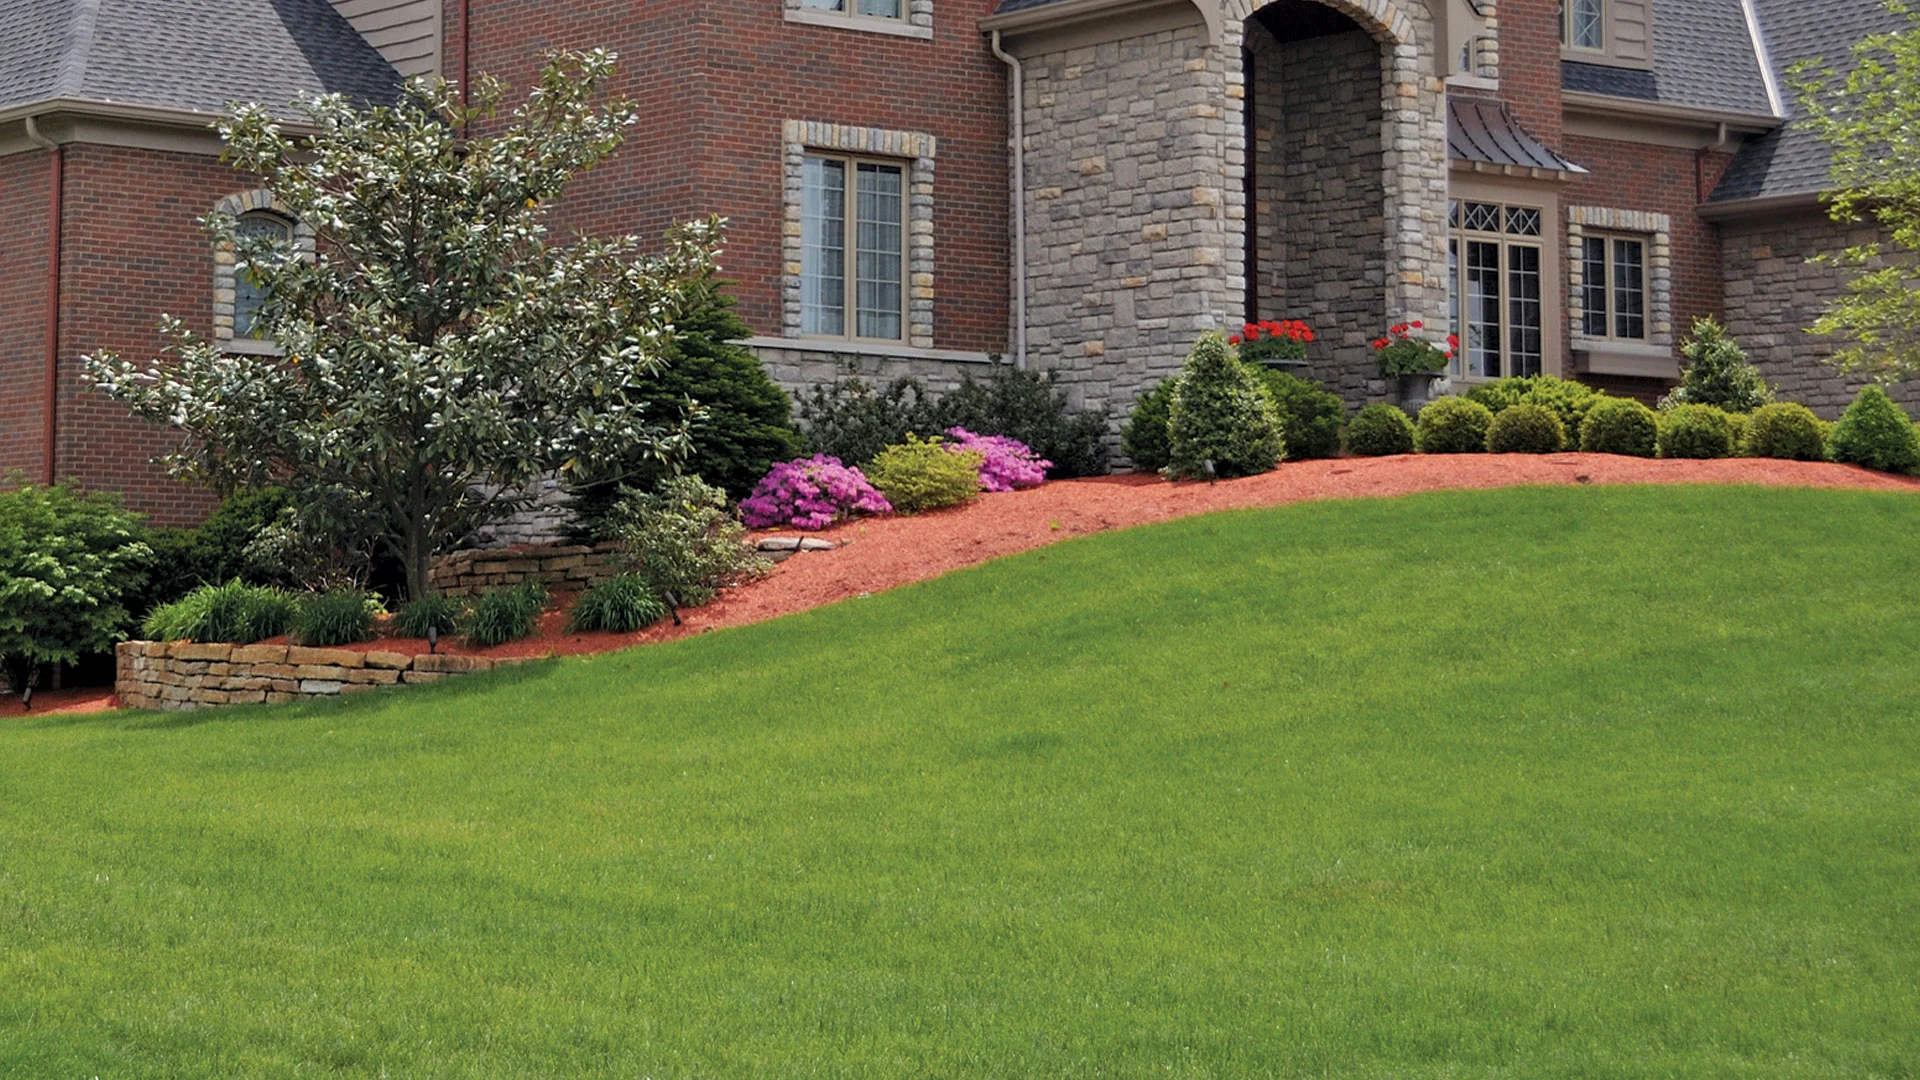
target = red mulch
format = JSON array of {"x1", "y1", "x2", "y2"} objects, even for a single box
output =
[{"x1": 11, "y1": 455, "x2": 1917, "y2": 718}]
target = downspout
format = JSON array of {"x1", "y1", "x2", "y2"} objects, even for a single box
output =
[
  {"x1": 990, "y1": 30, "x2": 1029, "y2": 370},
  {"x1": 25, "y1": 115, "x2": 62, "y2": 487}
]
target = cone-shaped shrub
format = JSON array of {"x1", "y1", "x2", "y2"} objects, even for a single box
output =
[
  {"x1": 1165, "y1": 333, "x2": 1285, "y2": 479},
  {"x1": 1741, "y1": 403, "x2": 1828, "y2": 461},
  {"x1": 1121, "y1": 378, "x2": 1177, "y2": 472},
  {"x1": 1579, "y1": 397, "x2": 1659, "y2": 457},
  {"x1": 1662, "y1": 317, "x2": 1773, "y2": 413},
  {"x1": 1657, "y1": 404, "x2": 1737, "y2": 459},
  {"x1": 1414, "y1": 397, "x2": 1494, "y2": 454},
  {"x1": 1486, "y1": 403, "x2": 1567, "y2": 453},
  {"x1": 1346, "y1": 403, "x2": 1415, "y2": 456},
  {"x1": 1828, "y1": 385, "x2": 1920, "y2": 474}
]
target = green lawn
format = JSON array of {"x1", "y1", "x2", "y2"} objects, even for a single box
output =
[{"x1": 3, "y1": 485, "x2": 1918, "y2": 1078}]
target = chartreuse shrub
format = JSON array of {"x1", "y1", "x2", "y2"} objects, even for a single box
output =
[
  {"x1": 142, "y1": 580, "x2": 300, "y2": 645},
  {"x1": 1468, "y1": 376, "x2": 1604, "y2": 447},
  {"x1": 568, "y1": 574, "x2": 669, "y2": 634},
  {"x1": 865, "y1": 435, "x2": 986, "y2": 514},
  {"x1": 609, "y1": 475, "x2": 770, "y2": 607},
  {"x1": 1742, "y1": 403, "x2": 1829, "y2": 461},
  {"x1": 1121, "y1": 379, "x2": 1177, "y2": 471},
  {"x1": 1251, "y1": 369, "x2": 1345, "y2": 461},
  {"x1": 1346, "y1": 403, "x2": 1416, "y2": 456},
  {"x1": 1166, "y1": 333, "x2": 1285, "y2": 479},
  {"x1": 1662, "y1": 317, "x2": 1774, "y2": 413},
  {"x1": 1486, "y1": 403, "x2": 1567, "y2": 454},
  {"x1": 0, "y1": 481, "x2": 151, "y2": 692},
  {"x1": 394, "y1": 593, "x2": 462, "y2": 640},
  {"x1": 1658, "y1": 404, "x2": 1738, "y2": 459},
  {"x1": 1828, "y1": 385, "x2": 1920, "y2": 474},
  {"x1": 465, "y1": 580, "x2": 549, "y2": 648},
  {"x1": 1579, "y1": 397, "x2": 1660, "y2": 457},
  {"x1": 1415, "y1": 397, "x2": 1495, "y2": 454},
  {"x1": 292, "y1": 589, "x2": 379, "y2": 647}
]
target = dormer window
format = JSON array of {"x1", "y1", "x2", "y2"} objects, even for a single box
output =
[{"x1": 1563, "y1": 0, "x2": 1605, "y2": 51}]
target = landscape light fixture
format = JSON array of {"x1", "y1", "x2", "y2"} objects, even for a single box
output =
[{"x1": 427, "y1": 624, "x2": 439, "y2": 654}]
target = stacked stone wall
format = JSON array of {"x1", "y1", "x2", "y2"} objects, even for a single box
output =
[
  {"x1": 116, "y1": 642, "x2": 534, "y2": 712},
  {"x1": 427, "y1": 543, "x2": 623, "y2": 599}
]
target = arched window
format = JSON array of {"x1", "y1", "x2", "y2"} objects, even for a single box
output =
[
  {"x1": 212, "y1": 190, "x2": 313, "y2": 354},
  {"x1": 232, "y1": 212, "x2": 294, "y2": 340}
]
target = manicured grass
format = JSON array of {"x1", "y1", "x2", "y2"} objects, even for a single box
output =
[{"x1": 3, "y1": 486, "x2": 1918, "y2": 1077}]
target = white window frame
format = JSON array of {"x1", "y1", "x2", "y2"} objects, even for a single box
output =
[
  {"x1": 783, "y1": 0, "x2": 933, "y2": 39},
  {"x1": 211, "y1": 189, "x2": 314, "y2": 356},
  {"x1": 1448, "y1": 199, "x2": 1547, "y2": 382}
]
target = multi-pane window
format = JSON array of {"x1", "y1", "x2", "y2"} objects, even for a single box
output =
[
  {"x1": 1448, "y1": 201, "x2": 1544, "y2": 380},
  {"x1": 801, "y1": 155, "x2": 906, "y2": 341},
  {"x1": 799, "y1": 0, "x2": 904, "y2": 22},
  {"x1": 1580, "y1": 234, "x2": 1647, "y2": 341},
  {"x1": 232, "y1": 211, "x2": 294, "y2": 340},
  {"x1": 1561, "y1": 0, "x2": 1604, "y2": 50}
]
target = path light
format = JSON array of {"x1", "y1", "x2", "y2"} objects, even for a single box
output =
[
  {"x1": 663, "y1": 590, "x2": 683, "y2": 627},
  {"x1": 1204, "y1": 458, "x2": 1217, "y2": 485},
  {"x1": 20, "y1": 666, "x2": 40, "y2": 713},
  {"x1": 427, "y1": 623, "x2": 439, "y2": 655}
]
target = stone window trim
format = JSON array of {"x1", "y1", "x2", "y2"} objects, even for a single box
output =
[
  {"x1": 782, "y1": 120, "x2": 936, "y2": 350},
  {"x1": 212, "y1": 189, "x2": 314, "y2": 355},
  {"x1": 1567, "y1": 206, "x2": 1672, "y2": 347},
  {"x1": 782, "y1": 0, "x2": 933, "y2": 40},
  {"x1": 1444, "y1": 0, "x2": 1500, "y2": 87}
]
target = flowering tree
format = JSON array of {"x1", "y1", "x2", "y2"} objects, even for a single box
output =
[{"x1": 85, "y1": 51, "x2": 720, "y2": 599}]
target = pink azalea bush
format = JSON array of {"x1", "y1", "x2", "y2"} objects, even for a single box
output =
[
  {"x1": 739, "y1": 455, "x2": 893, "y2": 530},
  {"x1": 945, "y1": 427, "x2": 1050, "y2": 492}
]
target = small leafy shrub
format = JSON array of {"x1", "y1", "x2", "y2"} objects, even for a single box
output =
[
  {"x1": 142, "y1": 580, "x2": 300, "y2": 645},
  {"x1": 1415, "y1": 397, "x2": 1494, "y2": 454},
  {"x1": 1657, "y1": 404, "x2": 1738, "y2": 459},
  {"x1": 1828, "y1": 385, "x2": 1920, "y2": 474},
  {"x1": 293, "y1": 588, "x2": 377, "y2": 647},
  {"x1": 1121, "y1": 378, "x2": 1177, "y2": 472},
  {"x1": 1741, "y1": 403, "x2": 1829, "y2": 461},
  {"x1": 0, "y1": 481, "x2": 151, "y2": 691},
  {"x1": 394, "y1": 593, "x2": 462, "y2": 640},
  {"x1": 610, "y1": 475, "x2": 771, "y2": 607},
  {"x1": 866, "y1": 435, "x2": 986, "y2": 513},
  {"x1": 1166, "y1": 332, "x2": 1286, "y2": 479},
  {"x1": 1486, "y1": 403, "x2": 1567, "y2": 454},
  {"x1": 1661, "y1": 318, "x2": 1774, "y2": 413},
  {"x1": 933, "y1": 368, "x2": 1110, "y2": 478},
  {"x1": 1251, "y1": 369, "x2": 1344, "y2": 461},
  {"x1": 1725, "y1": 411, "x2": 1752, "y2": 455},
  {"x1": 1467, "y1": 376, "x2": 1604, "y2": 447},
  {"x1": 739, "y1": 455, "x2": 893, "y2": 530},
  {"x1": 797, "y1": 378, "x2": 941, "y2": 467},
  {"x1": 1231, "y1": 319, "x2": 1314, "y2": 365},
  {"x1": 132, "y1": 487, "x2": 290, "y2": 617},
  {"x1": 1346, "y1": 404, "x2": 1416, "y2": 456},
  {"x1": 568, "y1": 574, "x2": 668, "y2": 633},
  {"x1": 465, "y1": 580, "x2": 548, "y2": 648},
  {"x1": 1371, "y1": 321, "x2": 1455, "y2": 377},
  {"x1": 945, "y1": 428, "x2": 1050, "y2": 492},
  {"x1": 1579, "y1": 397, "x2": 1659, "y2": 457}
]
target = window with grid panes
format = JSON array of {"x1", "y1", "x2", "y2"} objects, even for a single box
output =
[
  {"x1": 1561, "y1": 0, "x2": 1603, "y2": 50},
  {"x1": 800, "y1": 154, "x2": 906, "y2": 342},
  {"x1": 1448, "y1": 200, "x2": 1544, "y2": 380},
  {"x1": 1579, "y1": 233, "x2": 1647, "y2": 341}
]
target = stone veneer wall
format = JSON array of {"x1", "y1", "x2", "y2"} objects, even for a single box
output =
[
  {"x1": 1720, "y1": 213, "x2": 1920, "y2": 419},
  {"x1": 1250, "y1": 25, "x2": 1389, "y2": 406},
  {"x1": 117, "y1": 642, "x2": 534, "y2": 712},
  {"x1": 427, "y1": 542, "x2": 623, "y2": 598},
  {"x1": 750, "y1": 341, "x2": 1000, "y2": 399}
]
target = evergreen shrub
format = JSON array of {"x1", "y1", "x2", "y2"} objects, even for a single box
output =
[
  {"x1": 1166, "y1": 333, "x2": 1285, "y2": 479},
  {"x1": 1579, "y1": 398, "x2": 1659, "y2": 457},
  {"x1": 1828, "y1": 386, "x2": 1920, "y2": 474},
  {"x1": 1415, "y1": 397, "x2": 1494, "y2": 454},
  {"x1": 1346, "y1": 404, "x2": 1416, "y2": 457},
  {"x1": 1485, "y1": 403, "x2": 1567, "y2": 454},
  {"x1": 1657, "y1": 404, "x2": 1738, "y2": 459}
]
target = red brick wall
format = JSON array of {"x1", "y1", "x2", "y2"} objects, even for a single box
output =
[
  {"x1": 54, "y1": 144, "x2": 246, "y2": 526},
  {"x1": 0, "y1": 151, "x2": 52, "y2": 483},
  {"x1": 1495, "y1": 0, "x2": 1564, "y2": 145},
  {"x1": 457, "y1": 0, "x2": 1011, "y2": 351}
]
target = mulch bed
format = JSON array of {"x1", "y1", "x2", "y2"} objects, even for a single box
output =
[{"x1": 11, "y1": 454, "x2": 1917, "y2": 718}]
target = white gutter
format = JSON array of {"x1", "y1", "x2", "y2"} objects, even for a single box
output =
[
  {"x1": 989, "y1": 29, "x2": 1029, "y2": 370},
  {"x1": 1739, "y1": 0, "x2": 1787, "y2": 119}
]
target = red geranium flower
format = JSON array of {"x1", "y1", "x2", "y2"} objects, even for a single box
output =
[{"x1": 1229, "y1": 335, "x2": 1242, "y2": 345}]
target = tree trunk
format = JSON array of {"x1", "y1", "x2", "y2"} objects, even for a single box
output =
[{"x1": 403, "y1": 521, "x2": 431, "y2": 602}]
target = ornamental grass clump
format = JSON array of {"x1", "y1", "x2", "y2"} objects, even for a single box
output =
[
  {"x1": 739, "y1": 455, "x2": 892, "y2": 530},
  {"x1": 945, "y1": 428, "x2": 1050, "y2": 492},
  {"x1": 393, "y1": 593, "x2": 462, "y2": 640},
  {"x1": 1485, "y1": 403, "x2": 1567, "y2": 454},
  {"x1": 1657, "y1": 404, "x2": 1738, "y2": 459},
  {"x1": 1414, "y1": 397, "x2": 1494, "y2": 454},
  {"x1": 141, "y1": 580, "x2": 299, "y2": 645},
  {"x1": 866, "y1": 435, "x2": 986, "y2": 513},
  {"x1": 1579, "y1": 397, "x2": 1659, "y2": 457},
  {"x1": 568, "y1": 574, "x2": 668, "y2": 634},
  {"x1": 1345, "y1": 404, "x2": 1416, "y2": 456},
  {"x1": 465, "y1": 580, "x2": 548, "y2": 648},
  {"x1": 292, "y1": 588, "x2": 378, "y2": 647},
  {"x1": 1166, "y1": 332, "x2": 1285, "y2": 480},
  {"x1": 1827, "y1": 385, "x2": 1920, "y2": 474},
  {"x1": 1741, "y1": 402, "x2": 1829, "y2": 461},
  {"x1": 611, "y1": 476, "x2": 770, "y2": 607}
]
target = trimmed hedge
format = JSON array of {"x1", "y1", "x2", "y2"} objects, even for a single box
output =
[
  {"x1": 1657, "y1": 404, "x2": 1738, "y2": 460},
  {"x1": 1741, "y1": 403, "x2": 1828, "y2": 461},
  {"x1": 1467, "y1": 376, "x2": 1603, "y2": 447},
  {"x1": 1579, "y1": 398, "x2": 1659, "y2": 457},
  {"x1": 1828, "y1": 386, "x2": 1920, "y2": 474},
  {"x1": 1346, "y1": 404, "x2": 1415, "y2": 457},
  {"x1": 1485, "y1": 403, "x2": 1567, "y2": 454},
  {"x1": 1251, "y1": 368, "x2": 1344, "y2": 461},
  {"x1": 1415, "y1": 397, "x2": 1494, "y2": 454}
]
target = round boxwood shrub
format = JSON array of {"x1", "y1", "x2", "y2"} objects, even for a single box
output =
[
  {"x1": 1485, "y1": 403, "x2": 1567, "y2": 454},
  {"x1": 1166, "y1": 333, "x2": 1285, "y2": 479},
  {"x1": 1251, "y1": 368, "x2": 1344, "y2": 461},
  {"x1": 1657, "y1": 404, "x2": 1737, "y2": 459},
  {"x1": 1346, "y1": 403, "x2": 1415, "y2": 457},
  {"x1": 1741, "y1": 403, "x2": 1827, "y2": 461},
  {"x1": 1414, "y1": 397, "x2": 1494, "y2": 454},
  {"x1": 1120, "y1": 377, "x2": 1176, "y2": 472},
  {"x1": 1828, "y1": 385, "x2": 1920, "y2": 474},
  {"x1": 1579, "y1": 397, "x2": 1659, "y2": 457},
  {"x1": 1467, "y1": 375, "x2": 1603, "y2": 448}
]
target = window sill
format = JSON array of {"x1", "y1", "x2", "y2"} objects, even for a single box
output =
[
  {"x1": 1446, "y1": 74, "x2": 1499, "y2": 92},
  {"x1": 1572, "y1": 338, "x2": 1677, "y2": 380},
  {"x1": 782, "y1": 8, "x2": 933, "y2": 39},
  {"x1": 747, "y1": 335, "x2": 997, "y2": 364},
  {"x1": 219, "y1": 337, "x2": 284, "y2": 357}
]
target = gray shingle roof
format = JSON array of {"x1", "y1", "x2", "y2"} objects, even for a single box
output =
[
  {"x1": 1711, "y1": 0, "x2": 1912, "y2": 203},
  {"x1": 1560, "y1": 0, "x2": 1774, "y2": 117},
  {"x1": 0, "y1": 0, "x2": 403, "y2": 119}
]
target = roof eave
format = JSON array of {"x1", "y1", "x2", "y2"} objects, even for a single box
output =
[
  {"x1": 1449, "y1": 158, "x2": 1588, "y2": 184},
  {"x1": 1561, "y1": 91, "x2": 1782, "y2": 134},
  {"x1": 1697, "y1": 190, "x2": 1828, "y2": 221},
  {"x1": 0, "y1": 96, "x2": 316, "y2": 137},
  {"x1": 980, "y1": 0, "x2": 1220, "y2": 45}
]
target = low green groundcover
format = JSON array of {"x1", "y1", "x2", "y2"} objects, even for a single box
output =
[{"x1": 3, "y1": 486, "x2": 1917, "y2": 1077}]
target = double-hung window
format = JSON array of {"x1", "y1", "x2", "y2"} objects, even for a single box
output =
[
  {"x1": 1579, "y1": 234, "x2": 1647, "y2": 341},
  {"x1": 800, "y1": 153, "x2": 906, "y2": 342},
  {"x1": 1448, "y1": 200, "x2": 1545, "y2": 380},
  {"x1": 1561, "y1": 0, "x2": 1604, "y2": 50}
]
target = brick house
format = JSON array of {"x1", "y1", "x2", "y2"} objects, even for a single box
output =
[{"x1": 0, "y1": 0, "x2": 1908, "y2": 524}]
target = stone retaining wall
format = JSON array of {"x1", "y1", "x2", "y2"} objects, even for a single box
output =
[
  {"x1": 116, "y1": 642, "x2": 534, "y2": 712},
  {"x1": 427, "y1": 543, "x2": 621, "y2": 598}
]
